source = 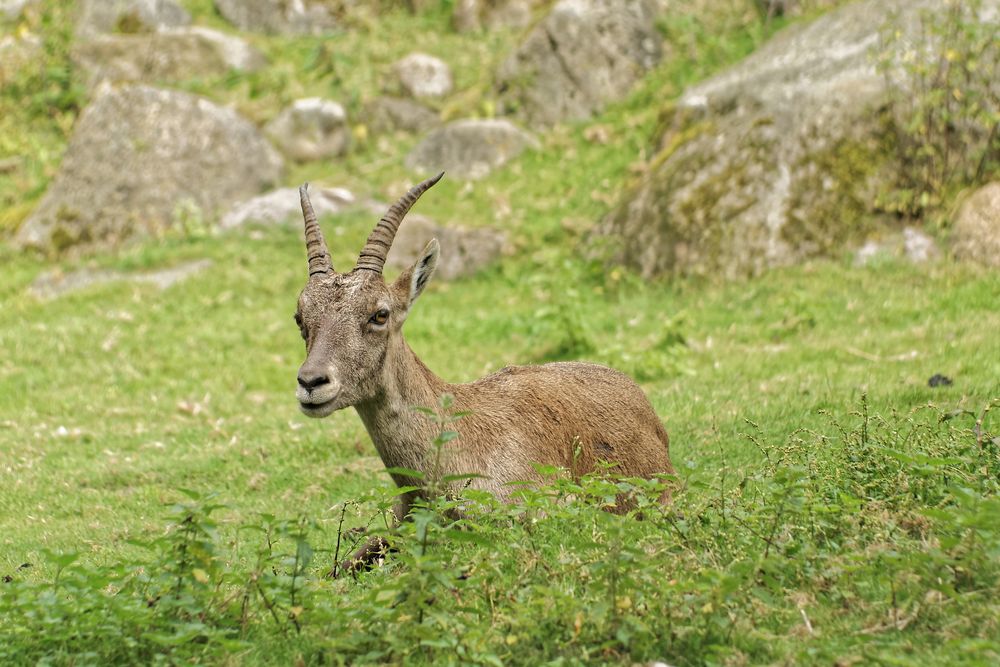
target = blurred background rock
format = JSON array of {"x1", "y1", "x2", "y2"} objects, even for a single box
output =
[{"x1": 0, "y1": 0, "x2": 996, "y2": 274}]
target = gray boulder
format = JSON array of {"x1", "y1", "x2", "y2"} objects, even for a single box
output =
[
  {"x1": 379, "y1": 209, "x2": 507, "y2": 280},
  {"x1": 596, "y1": 0, "x2": 999, "y2": 278},
  {"x1": 496, "y1": 0, "x2": 662, "y2": 127},
  {"x1": 952, "y1": 182, "x2": 1000, "y2": 268},
  {"x1": 453, "y1": 0, "x2": 543, "y2": 33},
  {"x1": 264, "y1": 98, "x2": 351, "y2": 162},
  {"x1": 73, "y1": 27, "x2": 266, "y2": 88},
  {"x1": 77, "y1": 0, "x2": 190, "y2": 36},
  {"x1": 394, "y1": 52, "x2": 453, "y2": 99},
  {"x1": 221, "y1": 186, "x2": 356, "y2": 229},
  {"x1": 367, "y1": 96, "x2": 440, "y2": 135},
  {"x1": 1, "y1": 0, "x2": 35, "y2": 21},
  {"x1": 0, "y1": 32, "x2": 41, "y2": 80},
  {"x1": 214, "y1": 0, "x2": 336, "y2": 35},
  {"x1": 854, "y1": 228, "x2": 940, "y2": 266},
  {"x1": 16, "y1": 85, "x2": 284, "y2": 252},
  {"x1": 29, "y1": 259, "x2": 212, "y2": 299},
  {"x1": 406, "y1": 119, "x2": 537, "y2": 180}
]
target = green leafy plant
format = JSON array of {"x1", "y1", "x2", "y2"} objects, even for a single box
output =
[{"x1": 876, "y1": 0, "x2": 1000, "y2": 220}]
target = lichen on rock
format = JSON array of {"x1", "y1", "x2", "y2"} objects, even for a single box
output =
[{"x1": 594, "y1": 0, "x2": 993, "y2": 278}]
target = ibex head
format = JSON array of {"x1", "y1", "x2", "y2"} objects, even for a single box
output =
[{"x1": 294, "y1": 173, "x2": 444, "y2": 417}]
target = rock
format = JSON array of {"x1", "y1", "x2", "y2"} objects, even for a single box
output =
[
  {"x1": 394, "y1": 52, "x2": 453, "y2": 99},
  {"x1": 406, "y1": 119, "x2": 536, "y2": 180},
  {"x1": 453, "y1": 0, "x2": 542, "y2": 32},
  {"x1": 29, "y1": 259, "x2": 212, "y2": 299},
  {"x1": 221, "y1": 186, "x2": 356, "y2": 229},
  {"x1": 264, "y1": 98, "x2": 350, "y2": 162},
  {"x1": 214, "y1": 0, "x2": 336, "y2": 35},
  {"x1": 366, "y1": 96, "x2": 440, "y2": 135},
  {"x1": 953, "y1": 182, "x2": 1000, "y2": 267},
  {"x1": 77, "y1": 0, "x2": 191, "y2": 36},
  {"x1": 0, "y1": 32, "x2": 41, "y2": 80},
  {"x1": 496, "y1": 0, "x2": 662, "y2": 127},
  {"x1": 16, "y1": 85, "x2": 283, "y2": 252},
  {"x1": 73, "y1": 27, "x2": 266, "y2": 88},
  {"x1": 903, "y1": 227, "x2": 939, "y2": 264},
  {"x1": 596, "y1": 0, "x2": 1000, "y2": 278},
  {"x1": 377, "y1": 208, "x2": 507, "y2": 280},
  {"x1": 1, "y1": 0, "x2": 34, "y2": 21},
  {"x1": 853, "y1": 228, "x2": 939, "y2": 266}
]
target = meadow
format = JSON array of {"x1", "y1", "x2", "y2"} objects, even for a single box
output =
[{"x1": 1, "y1": 2, "x2": 999, "y2": 665}]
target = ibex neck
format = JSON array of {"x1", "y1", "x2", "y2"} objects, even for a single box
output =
[{"x1": 353, "y1": 339, "x2": 446, "y2": 472}]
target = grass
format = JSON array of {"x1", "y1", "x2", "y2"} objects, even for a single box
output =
[{"x1": 1, "y1": 0, "x2": 999, "y2": 665}]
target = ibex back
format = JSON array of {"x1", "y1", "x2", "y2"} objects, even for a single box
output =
[{"x1": 293, "y1": 173, "x2": 674, "y2": 525}]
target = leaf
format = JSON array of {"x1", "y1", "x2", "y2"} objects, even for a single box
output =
[
  {"x1": 191, "y1": 568, "x2": 210, "y2": 584},
  {"x1": 441, "y1": 473, "x2": 487, "y2": 483},
  {"x1": 41, "y1": 550, "x2": 79, "y2": 569},
  {"x1": 445, "y1": 529, "x2": 491, "y2": 546},
  {"x1": 384, "y1": 467, "x2": 425, "y2": 480},
  {"x1": 375, "y1": 588, "x2": 400, "y2": 603}
]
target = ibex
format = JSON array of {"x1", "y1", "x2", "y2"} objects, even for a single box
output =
[{"x1": 293, "y1": 173, "x2": 674, "y2": 572}]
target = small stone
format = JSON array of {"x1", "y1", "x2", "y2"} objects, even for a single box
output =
[
  {"x1": 265, "y1": 98, "x2": 351, "y2": 162},
  {"x1": 928, "y1": 374, "x2": 953, "y2": 388},
  {"x1": 394, "y1": 52, "x2": 453, "y2": 99},
  {"x1": 367, "y1": 96, "x2": 440, "y2": 134},
  {"x1": 221, "y1": 186, "x2": 355, "y2": 229},
  {"x1": 902, "y1": 227, "x2": 938, "y2": 263}
]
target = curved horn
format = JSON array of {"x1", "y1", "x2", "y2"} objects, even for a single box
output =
[
  {"x1": 300, "y1": 183, "x2": 334, "y2": 278},
  {"x1": 355, "y1": 172, "x2": 444, "y2": 274}
]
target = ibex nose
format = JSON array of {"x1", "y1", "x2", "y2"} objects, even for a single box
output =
[{"x1": 297, "y1": 370, "x2": 330, "y2": 390}]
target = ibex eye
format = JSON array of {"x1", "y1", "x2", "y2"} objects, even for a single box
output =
[
  {"x1": 369, "y1": 309, "x2": 389, "y2": 326},
  {"x1": 294, "y1": 312, "x2": 307, "y2": 340}
]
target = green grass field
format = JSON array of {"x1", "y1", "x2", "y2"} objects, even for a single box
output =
[{"x1": 2, "y1": 1, "x2": 999, "y2": 665}]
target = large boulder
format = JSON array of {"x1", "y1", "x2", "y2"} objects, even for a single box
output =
[
  {"x1": 264, "y1": 98, "x2": 351, "y2": 162},
  {"x1": 375, "y1": 207, "x2": 507, "y2": 280},
  {"x1": 77, "y1": 0, "x2": 191, "y2": 36},
  {"x1": 1, "y1": 0, "x2": 36, "y2": 21},
  {"x1": 214, "y1": 0, "x2": 336, "y2": 35},
  {"x1": 453, "y1": 0, "x2": 546, "y2": 33},
  {"x1": 366, "y1": 96, "x2": 440, "y2": 135},
  {"x1": 394, "y1": 52, "x2": 453, "y2": 99},
  {"x1": 952, "y1": 182, "x2": 1000, "y2": 268},
  {"x1": 0, "y1": 32, "x2": 41, "y2": 81},
  {"x1": 73, "y1": 27, "x2": 266, "y2": 88},
  {"x1": 595, "y1": 0, "x2": 999, "y2": 278},
  {"x1": 16, "y1": 86, "x2": 284, "y2": 252},
  {"x1": 496, "y1": 0, "x2": 662, "y2": 127},
  {"x1": 406, "y1": 119, "x2": 537, "y2": 179}
]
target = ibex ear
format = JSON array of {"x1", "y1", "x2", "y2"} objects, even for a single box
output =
[{"x1": 392, "y1": 239, "x2": 439, "y2": 311}]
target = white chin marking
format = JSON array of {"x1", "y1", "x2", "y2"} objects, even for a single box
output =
[{"x1": 299, "y1": 400, "x2": 337, "y2": 418}]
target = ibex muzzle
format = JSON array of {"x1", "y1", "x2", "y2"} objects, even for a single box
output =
[{"x1": 293, "y1": 174, "x2": 674, "y2": 542}]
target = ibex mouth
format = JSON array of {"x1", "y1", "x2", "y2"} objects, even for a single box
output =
[{"x1": 299, "y1": 398, "x2": 337, "y2": 418}]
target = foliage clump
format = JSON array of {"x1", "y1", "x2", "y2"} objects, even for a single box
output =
[
  {"x1": 2, "y1": 401, "x2": 998, "y2": 665},
  {"x1": 876, "y1": 0, "x2": 1000, "y2": 221}
]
